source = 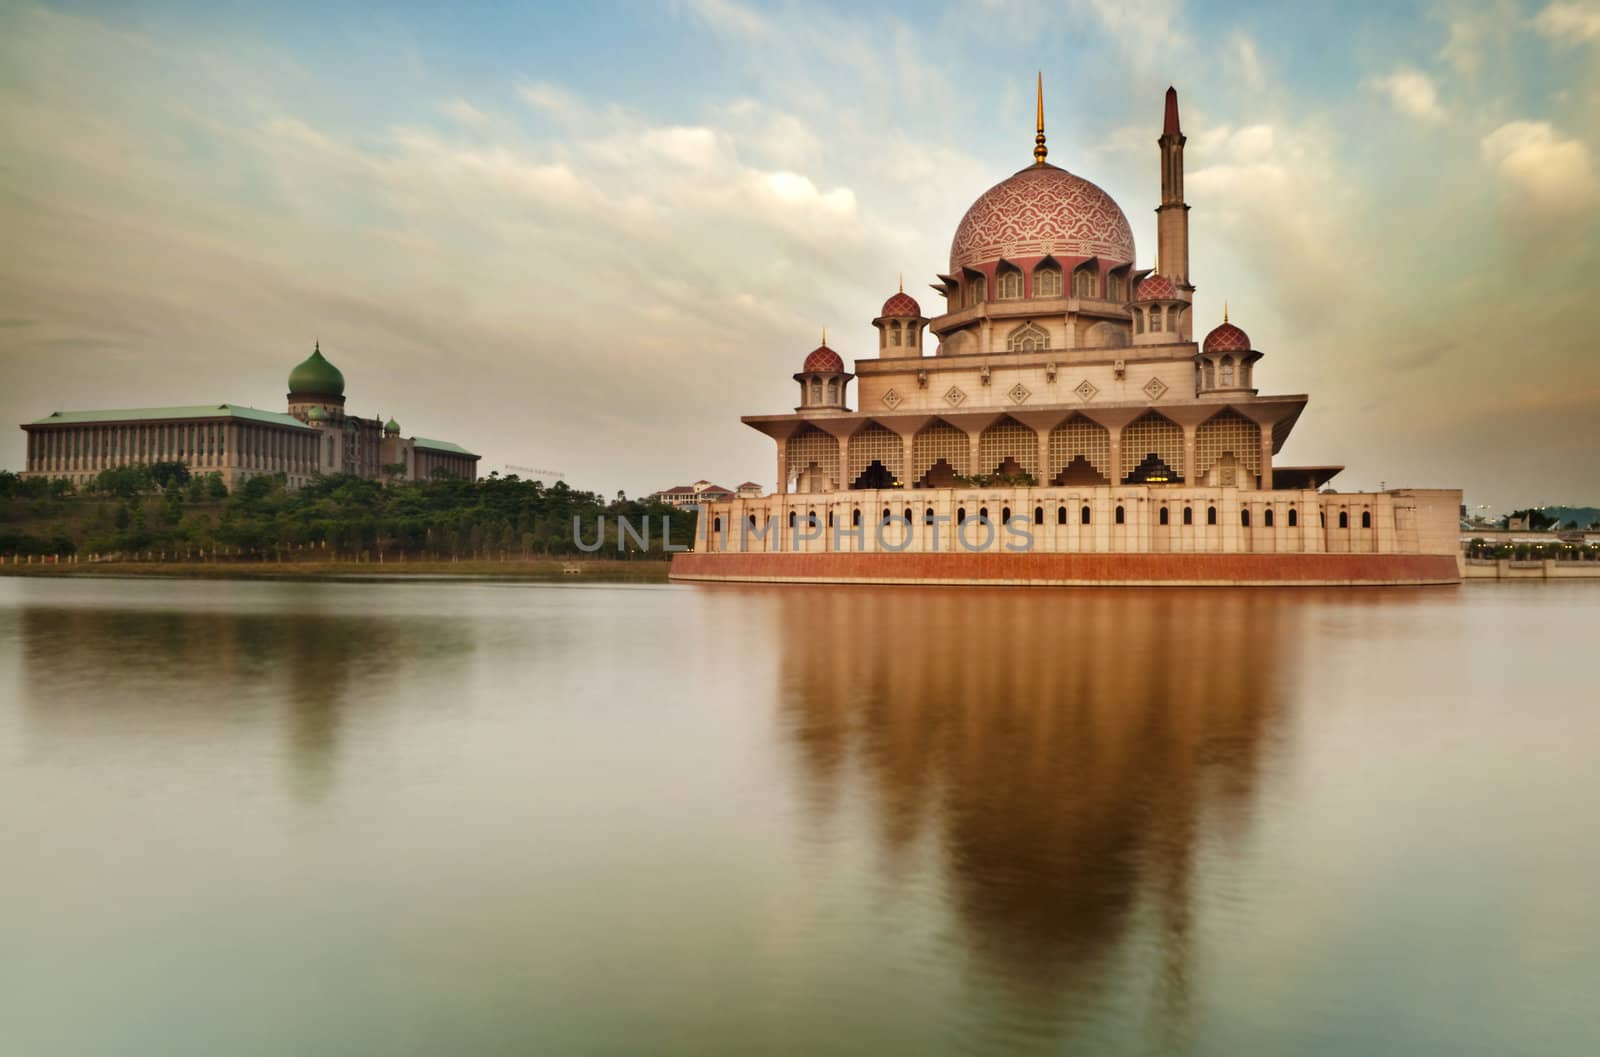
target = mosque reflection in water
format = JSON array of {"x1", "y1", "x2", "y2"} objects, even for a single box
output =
[{"x1": 767, "y1": 586, "x2": 1296, "y2": 1032}]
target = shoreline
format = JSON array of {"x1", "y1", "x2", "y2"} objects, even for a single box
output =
[{"x1": 0, "y1": 557, "x2": 673, "y2": 583}]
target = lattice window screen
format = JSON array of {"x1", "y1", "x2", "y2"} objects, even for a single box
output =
[
  {"x1": 912, "y1": 421, "x2": 970, "y2": 480},
  {"x1": 1048, "y1": 416, "x2": 1111, "y2": 477},
  {"x1": 1194, "y1": 409, "x2": 1261, "y2": 480},
  {"x1": 1119, "y1": 412, "x2": 1185, "y2": 478},
  {"x1": 978, "y1": 417, "x2": 1038, "y2": 476},
  {"x1": 786, "y1": 426, "x2": 839, "y2": 491},
  {"x1": 847, "y1": 422, "x2": 904, "y2": 486}
]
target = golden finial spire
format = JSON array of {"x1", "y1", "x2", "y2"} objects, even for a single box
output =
[
  {"x1": 1224, "y1": 301, "x2": 1229, "y2": 323},
  {"x1": 821, "y1": 326, "x2": 827, "y2": 345},
  {"x1": 898, "y1": 273, "x2": 904, "y2": 293},
  {"x1": 1033, "y1": 72, "x2": 1048, "y2": 165}
]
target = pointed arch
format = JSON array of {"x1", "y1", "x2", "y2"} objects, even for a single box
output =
[
  {"x1": 1194, "y1": 407, "x2": 1262, "y2": 484},
  {"x1": 1031, "y1": 257, "x2": 1063, "y2": 299},
  {"x1": 1084, "y1": 321, "x2": 1129, "y2": 348},
  {"x1": 847, "y1": 420, "x2": 905, "y2": 489},
  {"x1": 963, "y1": 269, "x2": 987, "y2": 307},
  {"x1": 1006, "y1": 322, "x2": 1050, "y2": 352},
  {"x1": 978, "y1": 416, "x2": 1039, "y2": 479},
  {"x1": 1120, "y1": 409, "x2": 1184, "y2": 483},
  {"x1": 1107, "y1": 264, "x2": 1131, "y2": 304},
  {"x1": 1048, "y1": 414, "x2": 1110, "y2": 484},
  {"x1": 1071, "y1": 259, "x2": 1099, "y2": 299},
  {"x1": 911, "y1": 419, "x2": 970, "y2": 486},
  {"x1": 785, "y1": 423, "x2": 839, "y2": 493},
  {"x1": 995, "y1": 260, "x2": 1023, "y2": 300}
]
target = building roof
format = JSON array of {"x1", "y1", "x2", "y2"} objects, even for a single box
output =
[
  {"x1": 802, "y1": 344, "x2": 845, "y2": 373},
  {"x1": 879, "y1": 290, "x2": 922, "y2": 318},
  {"x1": 1163, "y1": 86, "x2": 1182, "y2": 137},
  {"x1": 1134, "y1": 273, "x2": 1179, "y2": 301},
  {"x1": 949, "y1": 163, "x2": 1136, "y2": 272},
  {"x1": 28, "y1": 404, "x2": 314, "y2": 429},
  {"x1": 412, "y1": 437, "x2": 478, "y2": 456},
  {"x1": 1202, "y1": 320, "x2": 1252, "y2": 354}
]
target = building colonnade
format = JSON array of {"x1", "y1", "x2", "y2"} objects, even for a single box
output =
[
  {"x1": 23, "y1": 418, "x2": 322, "y2": 488},
  {"x1": 773, "y1": 406, "x2": 1282, "y2": 494}
]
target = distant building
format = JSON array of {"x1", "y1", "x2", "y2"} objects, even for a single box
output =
[
  {"x1": 18, "y1": 343, "x2": 479, "y2": 489},
  {"x1": 652, "y1": 480, "x2": 736, "y2": 508},
  {"x1": 735, "y1": 481, "x2": 764, "y2": 498}
]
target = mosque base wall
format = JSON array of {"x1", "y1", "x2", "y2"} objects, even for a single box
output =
[{"x1": 669, "y1": 551, "x2": 1462, "y2": 587}]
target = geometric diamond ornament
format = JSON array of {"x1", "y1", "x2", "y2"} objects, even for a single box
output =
[
  {"x1": 944, "y1": 386, "x2": 968, "y2": 408},
  {"x1": 1007, "y1": 382, "x2": 1031, "y2": 405},
  {"x1": 1074, "y1": 379, "x2": 1099, "y2": 403},
  {"x1": 1143, "y1": 376, "x2": 1168, "y2": 400},
  {"x1": 881, "y1": 388, "x2": 903, "y2": 410}
]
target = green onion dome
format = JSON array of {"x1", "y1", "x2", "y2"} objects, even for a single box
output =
[
  {"x1": 288, "y1": 342, "x2": 345, "y2": 397},
  {"x1": 384, "y1": 417, "x2": 400, "y2": 434},
  {"x1": 304, "y1": 405, "x2": 329, "y2": 422}
]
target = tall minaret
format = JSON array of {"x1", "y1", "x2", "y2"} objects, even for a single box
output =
[{"x1": 1156, "y1": 86, "x2": 1190, "y2": 290}]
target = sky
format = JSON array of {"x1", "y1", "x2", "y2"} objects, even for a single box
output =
[{"x1": 1, "y1": 0, "x2": 1597, "y2": 509}]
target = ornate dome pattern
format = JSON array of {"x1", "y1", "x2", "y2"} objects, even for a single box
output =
[
  {"x1": 950, "y1": 164, "x2": 1136, "y2": 272},
  {"x1": 802, "y1": 344, "x2": 845, "y2": 373},
  {"x1": 1134, "y1": 273, "x2": 1179, "y2": 301},
  {"x1": 1203, "y1": 321, "x2": 1251, "y2": 354},
  {"x1": 879, "y1": 291, "x2": 922, "y2": 318}
]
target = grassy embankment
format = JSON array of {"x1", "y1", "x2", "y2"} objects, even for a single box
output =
[{"x1": 1, "y1": 555, "x2": 672, "y2": 581}]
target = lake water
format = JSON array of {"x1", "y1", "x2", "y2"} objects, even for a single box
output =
[{"x1": 1, "y1": 576, "x2": 1597, "y2": 1056}]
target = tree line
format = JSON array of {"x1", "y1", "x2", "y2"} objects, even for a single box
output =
[{"x1": 0, "y1": 468, "x2": 698, "y2": 560}]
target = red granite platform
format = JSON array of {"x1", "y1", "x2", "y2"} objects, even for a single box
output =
[{"x1": 669, "y1": 551, "x2": 1461, "y2": 586}]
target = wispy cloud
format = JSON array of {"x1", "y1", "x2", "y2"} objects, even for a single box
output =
[{"x1": 1368, "y1": 68, "x2": 1447, "y2": 121}]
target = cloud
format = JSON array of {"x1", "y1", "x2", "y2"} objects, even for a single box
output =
[
  {"x1": 1231, "y1": 34, "x2": 1267, "y2": 92},
  {"x1": 1480, "y1": 120, "x2": 1597, "y2": 213},
  {"x1": 1368, "y1": 68, "x2": 1446, "y2": 121},
  {"x1": 1534, "y1": 2, "x2": 1600, "y2": 43}
]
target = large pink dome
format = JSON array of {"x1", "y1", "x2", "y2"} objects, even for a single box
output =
[{"x1": 949, "y1": 163, "x2": 1136, "y2": 272}]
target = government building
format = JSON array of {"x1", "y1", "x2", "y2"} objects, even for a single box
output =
[
  {"x1": 671, "y1": 83, "x2": 1461, "y2": 586},
  {"x1": 18, "y1": 344, "x2": 479, "y2": 489}
]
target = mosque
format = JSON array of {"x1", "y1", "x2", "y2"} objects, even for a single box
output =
[
  {"x1": 18, "y1": 343, "x2": 479, "y2": 489},
  {"x1": 671, "y1": 81, "x2": 1461, "y2": 586}
]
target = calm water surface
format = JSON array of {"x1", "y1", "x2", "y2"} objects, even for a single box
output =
[{"x1": 1, "y1": 577, "x2": 1597, "y2": 1056}]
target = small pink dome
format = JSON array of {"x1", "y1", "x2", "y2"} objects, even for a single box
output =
[
  {"x1": 1134, "y1": 273, "x2": 1179, "y2": 301},
  {"x1": 1203, "y1": 321, "x2": 1251, "y2": 354},
  {"x1": 880, "y1": 291, "x2": 921, "y2": 318},
  {"x1": 802, "y1": 344, "x2": 845, "y2": 373}
]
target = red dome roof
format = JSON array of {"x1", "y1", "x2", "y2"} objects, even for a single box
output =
[
  {"x1": 1203, "y1": 321, "x2": 1251, "y2": 354},
  {"x1": 950, "y1": 163, "x2": 1136, "y2": 272},
  {"x1": 1134, "y1": 273, "x2": 1179, "y2": 301},
  {"x1": 879, "y1": 291, "x2": 921, "y2": 318},
  {"x1": 802, "y1": 344, "x2": 845, "y2": 373}
]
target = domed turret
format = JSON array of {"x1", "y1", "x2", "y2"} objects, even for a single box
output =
[
  {"x1": 1132, "y1": 272, "x2": 1190, "y2": 345},
  {"x1": 288, "y1": 342, "x2": 346, "y2": 403},
  {"x1": 1196, "y1": 305, "x2": 1260, "y2": 395},
  {"x1": 873, "y1": 277, "x2": 927, "y2": 359},
  {"x1": 1202, "y1": 319, "x2": 1251, "y2": 354},
  {"x1": 802, "y1": 344, "x2": 844, "y2": 374},
  {"x1": 795, "y1": 330, "x2": 851, "y2": 411},
  {"x1": 384, "y1": 417, "x2": 400, "y2": 436}
]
